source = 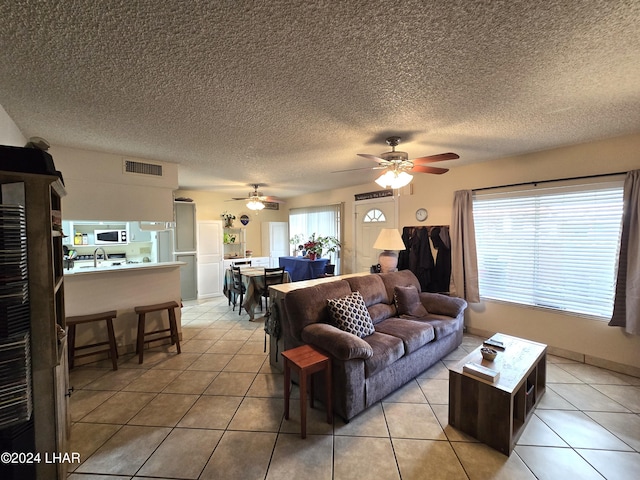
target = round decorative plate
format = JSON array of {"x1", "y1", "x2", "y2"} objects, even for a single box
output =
[{"x1": 240, "y1": 214, "x2": 250, "y2": 225}]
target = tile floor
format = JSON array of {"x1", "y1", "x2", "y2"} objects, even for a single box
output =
[{"x1": 67, "y1": 296, "x2": 640, "y2": 479}]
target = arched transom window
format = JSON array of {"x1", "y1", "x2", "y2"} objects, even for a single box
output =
[{"x1": 363, "y1": 208, "x2": 386, "y2": 222}]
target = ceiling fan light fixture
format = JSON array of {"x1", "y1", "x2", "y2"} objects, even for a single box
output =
[
  {"x1": 246, "y1": 199, "x2": 265, "y2": 210},
  {"x1": 375, "y1": 170, "x2": 413, "y2": 189}
]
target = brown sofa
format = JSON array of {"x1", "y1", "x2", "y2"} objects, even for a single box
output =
[{"x1": 282, "y1": 269, "x2": 467, "y2": 421}]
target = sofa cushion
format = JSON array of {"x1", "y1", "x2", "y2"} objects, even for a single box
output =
[
  {"x1": 379, "y1": 270, "x2": 422, "y2": 303},
  {"x1": 362, "y1": 332, "x2": 405, "y2": 377},
  {"x1": 327, "y1": 291, "x2": 375, "y2": 338},
  {"x1": 367, "y1": 303, "x2": 397, "y2": 325},
  {"x1": 345, "y1": 274, "x2": 388, "y2": 306},
  {"x1": 374, "y1": 318, "x2": 435, "y2": 354},
  {"x1": 422, "y1": 314, "x2": 462, "y2": 339},
  {"x1": 394, "y1": 285, "x2": 428, "y2": 318}
]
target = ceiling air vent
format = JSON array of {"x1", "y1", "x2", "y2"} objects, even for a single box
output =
[{"x1": 123, "y1": 159, "x2": 163, "y2": 177}]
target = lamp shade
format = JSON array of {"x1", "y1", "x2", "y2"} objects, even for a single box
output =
[
  {"x1": 246, "y1": 199, "x2": 265, "y2": 210},
  {"x1": 373, "y1": 229, "x2": 405, "y2": 251},
  {"x1": 375, "y1": 170, "x2": 413, "y2": 189}
]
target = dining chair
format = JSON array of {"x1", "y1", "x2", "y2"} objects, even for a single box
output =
[
  {"x1": 230, "y1": 266, "x2": 246, "y2": 315},
  {"x1": 260, "y1": 267, "x2": 285, "y2": 313}
]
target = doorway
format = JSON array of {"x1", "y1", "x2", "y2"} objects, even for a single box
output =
[{"x1": 354, "y1": 198, "x2": 396, "y2": 273}]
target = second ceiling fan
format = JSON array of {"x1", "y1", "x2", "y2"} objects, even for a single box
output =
[
  {"x1": 231, "y1": 184, "x2": 285, "y2": 211},
  {"x1": 337, "y1": 136, "x2": 459, "y2": 188}
]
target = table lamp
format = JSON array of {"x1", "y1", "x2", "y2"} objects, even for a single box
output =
[{"x1": 372, "y1": 228, "x2": 406, "y2": 273}]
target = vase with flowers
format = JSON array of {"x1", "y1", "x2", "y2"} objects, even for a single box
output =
[
  {"x1": 304, "y1": 233, "x2": 322, "y2": 260},
  {"x1": 221, "y1": 211, "x2": 236, "y2": 228}
]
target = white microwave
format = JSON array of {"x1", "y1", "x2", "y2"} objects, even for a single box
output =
[{"x1": 94, "y1": 229, "x2": 128, "y2": 245}]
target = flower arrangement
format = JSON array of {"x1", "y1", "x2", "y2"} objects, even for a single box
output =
[
  {"x1": 304, "y1": 234, "x2": 322, "y2": 255},
  {"x1": 221, "y1": 211, "x2": 236, "y2": 227}
]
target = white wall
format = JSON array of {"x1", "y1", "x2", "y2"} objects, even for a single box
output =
[
  {"x1": 50, "y1": 145, "x2": 179, "y2": 221},
  {"x1": 0, "y1": 104, "x2": 27, "y2": 146}
]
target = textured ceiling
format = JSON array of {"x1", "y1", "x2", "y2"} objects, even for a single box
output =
[{"x1": 1, "y1": 0, "x2": 639, "y2": 199}]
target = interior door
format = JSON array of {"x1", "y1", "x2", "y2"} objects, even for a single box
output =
[
  {"x1": 197, "y1": 220, "x2": 223, "y2": 298},
  {"x1": 265, "y1": 221, "x2": 289, "y2": 267},
  {"x1": 355, "y1": 199, "x2": 396, "y2": 273}
]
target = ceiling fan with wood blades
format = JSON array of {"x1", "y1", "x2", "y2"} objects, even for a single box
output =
[
  {"x1": 334, "y1": 136, "x2": 459, "y2": 188},
  {"x1": 230, "y1": 184, "x2": 285, "y2": 210}
]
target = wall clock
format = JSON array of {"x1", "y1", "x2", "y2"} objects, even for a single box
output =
[{"x1": 415, "y1": 208, "x2": 428, "y2": 222}]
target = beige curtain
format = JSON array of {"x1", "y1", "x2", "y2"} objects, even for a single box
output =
[
  {"x1": 450, "y1": 190, "x2": 480, "y2": 302},
  {"x1": 610, "y1": 170, "x2": 640, "y2": 335}
]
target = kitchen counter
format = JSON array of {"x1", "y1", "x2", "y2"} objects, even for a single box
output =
[
  {"x1": 64, "y1": 261, "x2": 184, "y2": 364},
  {"x1": 64, "y1": 261, "x2": 185, "y2": 275}
]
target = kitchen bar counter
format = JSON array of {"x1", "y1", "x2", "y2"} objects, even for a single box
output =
[
  {"x1": 64, "y1": 261, "x2": 184, "y2": 364},
  {"x1": 64, "y1": 260, "x2": 185, "y2": 275}
]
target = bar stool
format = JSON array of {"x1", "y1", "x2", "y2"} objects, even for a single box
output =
[
  {"x1": 282, "y1": 344, "x2": 332, "y2": 439},
  {"x1": 134, "y1": 301, "x2": 181, "y2": 364},
  {"x1": 66, "y1": 310, "x2": 119, "y2": 370}
]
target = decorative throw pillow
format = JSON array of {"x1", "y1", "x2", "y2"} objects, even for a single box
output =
[
  {"x1": 394, "y1": 285, "x2": 428, "y2": 318},
  {"x1": 327, "y1": 291, "x2": 375, "y2": 338}
]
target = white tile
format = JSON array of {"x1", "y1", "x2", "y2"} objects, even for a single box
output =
[
  {"x1": 549, "y1": 383, "x2": 630, "y2": 412},
  {"x1": 452, "y1": 441, "x2": 537, "y2": 480},
  {"x1": 576, "y1": 449, "x2": 640, "y2": 480},
  {"x1": 394, "y1": 438, "x2": 467, "y2": 480},
  {"x1": 515, "y1": 445, "x2": 604, "y2": 480},
  {"x1": 382, "y1": 402, "x2": 445, "y2": 440},
  {"x1": 536, "y1": 409, "x2": 633, "y2": 451}
]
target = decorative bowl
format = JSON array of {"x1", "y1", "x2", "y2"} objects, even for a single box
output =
[{"x1": 480, "y1": 347, "x2": 498, "y2": 361}]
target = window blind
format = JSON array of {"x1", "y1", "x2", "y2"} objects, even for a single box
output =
[{"x1": 473, "y1": 182, "x2": 624, "y2": 318}]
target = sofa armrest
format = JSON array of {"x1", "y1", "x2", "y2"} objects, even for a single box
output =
[
  {"x1": 301, "y1": 323, "x2": 373, "y2": 361},
  {"x1": 419, "y1": 292, "x2": 467, "y2": 318}
]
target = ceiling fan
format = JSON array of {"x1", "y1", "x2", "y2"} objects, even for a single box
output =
[
  {"x1": 335, "y1": 136, "x2": 459, "y2": 188},
  {"x1": 230, "y1": 184, "x2": 285, "y2": 211}
]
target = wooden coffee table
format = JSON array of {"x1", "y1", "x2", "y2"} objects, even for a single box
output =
[{"x1": 448, "y1": 333, "x2": 547, "y2": 455}]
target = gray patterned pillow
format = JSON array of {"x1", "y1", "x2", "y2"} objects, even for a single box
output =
[{"x1": 327, "y1": 291, "x2": 375, "y2": 338}]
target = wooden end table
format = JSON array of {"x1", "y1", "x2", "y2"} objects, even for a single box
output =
[
  {"x1": 282, "y1": 344, "x2": 332, "y2": 438},
  {"x1": 448, "y1": 334, "x2": 547, "y2": 455}
]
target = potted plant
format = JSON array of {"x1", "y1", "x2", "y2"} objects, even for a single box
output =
[
  {"x1": 303, "y1": 233, "x2": 322, "y2": 260},
  {"x1": 289, "y1": 233, "x2": 303, "y2": 256},
  {"x1": 319, "y1": 235, "x2": 341, "y2": 274}
]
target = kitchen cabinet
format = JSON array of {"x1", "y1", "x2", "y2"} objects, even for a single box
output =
[
  {"x1": 197, "y1": 221, "x2": 223, "y2": 299},
  {"x1": 0, "y1": 168, "x2": 69, "y2": 479},
  {"x1": 174, "y1": 201, "x2": 196, "y2": 253},
  {"x1": 174, "y1": 201, "x2": 197, "y2": 300},
  {"x1": 261, "y1": 221, "x2": 289, "y2": 267},
  {"x1": 128, "y1": 221, "x2": 152, "y2": 242}
]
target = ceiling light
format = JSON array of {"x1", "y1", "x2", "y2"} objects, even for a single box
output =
[
  {"x1": 375, "y1": 170, "x2": 413, "y2": 189},
  {"x1": 246, "y1": 199, "x2": 265, "y2": 210}
]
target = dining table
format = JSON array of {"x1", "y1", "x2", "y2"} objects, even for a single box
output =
[
  {"x1": 223, "y1": 266, "x2": 291, "y2": 320},
  {"x1": 278, "y1": 256, "x2": 329, "y2": 282}
]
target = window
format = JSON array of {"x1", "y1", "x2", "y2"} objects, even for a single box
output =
[
  {"x1": 473, "y1": 181, "x2": 624, "y2": 318},
  {"x1": 363, "y1": 208, "x2": 386, "y2": 222},
  {"x1": 289, "y1": 204, "x2": 342, "y2": 271}
]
